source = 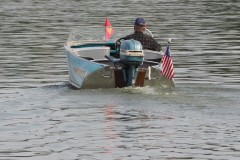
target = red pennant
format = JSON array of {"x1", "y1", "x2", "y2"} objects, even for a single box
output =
[{"x1": 105, "y1": 17, "x2": 114, "y2": 41}]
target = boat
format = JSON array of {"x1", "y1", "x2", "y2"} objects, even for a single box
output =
[{"x1": 64, "y1": 25, "x2": 175, "y2": 89}]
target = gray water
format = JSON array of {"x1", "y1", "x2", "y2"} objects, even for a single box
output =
[{"x1": 0, "y1": 0, "x2": 240, "y2": 159}]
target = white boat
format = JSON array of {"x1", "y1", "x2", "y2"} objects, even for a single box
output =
[{"x1": 64, "y1": 26, "x2": 174, "y2": 89}]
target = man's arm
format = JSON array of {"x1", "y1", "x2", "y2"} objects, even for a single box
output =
[{"x1": 152, "y1": 38, "x2": 162, "y2": 51}]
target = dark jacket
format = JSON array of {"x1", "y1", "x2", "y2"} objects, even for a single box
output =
[{"x1": 124, "y1": 31, "x2": 161, "y2": 51}]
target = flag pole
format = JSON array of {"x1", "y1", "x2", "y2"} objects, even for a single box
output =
[
  {"x1": 105, "y1": 17, "x2": 107, "y2": 41},
  {"x1": 167, "y1": 38, "x2": 171, "y2": 51}
]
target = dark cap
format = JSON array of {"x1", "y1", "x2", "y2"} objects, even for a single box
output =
[{"x1": 134, "y1": 18, "x2": 146, "y2": 26}]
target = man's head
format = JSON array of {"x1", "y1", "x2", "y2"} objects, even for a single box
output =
[{"x1": 134, "y1": 18, "x2": 147, "y2": 32}]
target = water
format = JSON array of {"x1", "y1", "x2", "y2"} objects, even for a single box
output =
[{"x1": 0, "y1": 0, "x2": 240, "y2": 159}]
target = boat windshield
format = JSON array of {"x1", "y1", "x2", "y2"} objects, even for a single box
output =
[{"x1": 67, "y1": 26, "x2": 154, "y2": 45}]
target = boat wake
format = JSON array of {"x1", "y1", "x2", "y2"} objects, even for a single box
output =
[
  {"x1": 41, "y1": 82, "x2": 72, "y2": 90},
  {"x1": 119, "y1": 85, "x2": 175, "y2": 96},
  {"x1": 41, "y1": 82, "x2": 175, "y2": 97}
]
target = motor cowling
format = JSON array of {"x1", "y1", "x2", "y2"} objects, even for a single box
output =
[{"x1": 119, "y1": 39, "x2": 144, "y2": 65}]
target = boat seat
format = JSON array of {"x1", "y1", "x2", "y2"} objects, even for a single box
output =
[
  {"x1": 74, "y1": 46, "x2": 110, "y2": 60},
  {"x1": 143, "y1": 49, "x2": 163, "y2": 62}
]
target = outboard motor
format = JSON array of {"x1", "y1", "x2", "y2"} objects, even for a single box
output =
[{"x1": 119, "y1": 39, "x2": 144, "y2": 86}]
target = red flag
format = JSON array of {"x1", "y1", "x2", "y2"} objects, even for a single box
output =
[
  {"x1": 105, "y1": 17, "x2": 114, "y2": 41},
  {"x1": 162, "y1": 45, "x2": 175, "y2": 80}
]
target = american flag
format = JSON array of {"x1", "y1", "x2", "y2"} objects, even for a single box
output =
[{"x1": 162, "y1": 45, "x2": 174, "y2": 80}]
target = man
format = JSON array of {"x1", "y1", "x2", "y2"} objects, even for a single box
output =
[{"x1": 124, "y1": 18, "x2": 162, "y2": 51}]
